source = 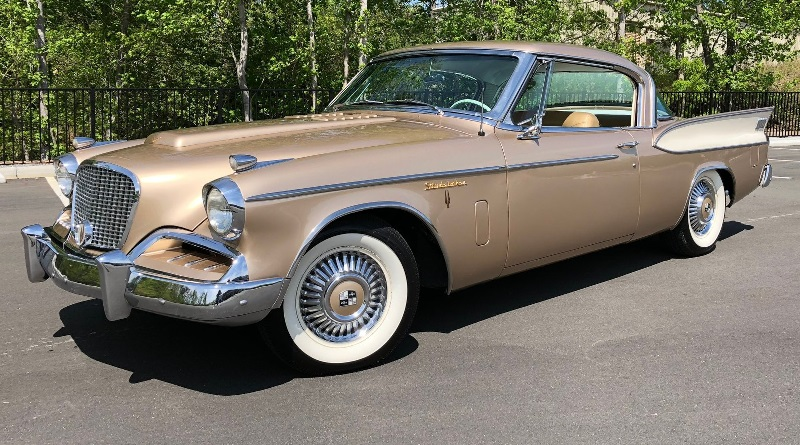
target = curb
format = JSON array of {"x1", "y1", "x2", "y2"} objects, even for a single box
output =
[
  {"x1": 770, "y1": 136, "x2": 800, "y2": 147},
  {"x1": 0, "y1": 163, "x2": 53, "y2": 182}
]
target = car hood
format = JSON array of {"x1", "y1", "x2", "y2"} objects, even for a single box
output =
[{"x1": 87, "y1": 113, "x2": 468, "y2": 251}]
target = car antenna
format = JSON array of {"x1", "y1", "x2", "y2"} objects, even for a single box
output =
[{"x1": 477, "y1": 86, "x2": 486, "y2": 137}]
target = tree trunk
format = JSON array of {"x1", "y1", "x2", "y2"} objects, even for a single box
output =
[
  {"x1": 343, "y1": 9, "x2": 350, "y2": 86},
  {"x1": 358, "y1": 0, "x2": 367, "y2": 69},
  {"x1": 307, "y1": 0, "x2": 318, "y2": 112},
  {"x1": 616, "y1": 7, "x2": 626, "y2": 42},
  {"x1": 695, "y1": 4, "x2": 715, "y2": 86},
  {"x1": 234, "y1": 0, "x2": 252, "y2": 122},
  {"x1": 675, "y1": 40, "x2": 684, "y2": 81},
  {"x1": 116, "y1": 0, "x2": 131, "y2": 88},
  {"x1": 34, "y1": 0, "x2": 49, "y2": 161}
]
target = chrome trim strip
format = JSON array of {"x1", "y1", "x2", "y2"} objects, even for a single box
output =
[
  {"x1": 284, "y1": 201, "x2": 453, "y2": 294},
  {"x1": 507, "y1": 154, "x2": 620, "y2": 171},
  {"x1": 249, "y1": 157, "x2": 293, "y2": 172},
  {"x1": 184, "y1": 258, "x2": 206, "y2": 267},
  {"x1": 246, "y1": 165, "x2": 505, "y2": 202},
  {"x1": 654, "y1": 141, "x2": 766, "y2": 154},
  {"x1": 167, "y1": 253, "x2": 190, "y2": 263}
]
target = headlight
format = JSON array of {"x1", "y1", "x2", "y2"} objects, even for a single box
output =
[
  {"x1": 206, "y1": 188, "x2": 233, "y2": 235},
  {"x1": 203, "y1": 178, "x2": 245, "y2": 242},
  {"x1": 54, "y1": 154, "x2": 78, "y2": 198}
]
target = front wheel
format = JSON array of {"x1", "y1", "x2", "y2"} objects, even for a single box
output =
[
  {"x1": 664, "y1": 170, "x2": 726, "y2": 256},
  {"x1": 259, "y1": 224, "x2": 419, "y2": 374}
]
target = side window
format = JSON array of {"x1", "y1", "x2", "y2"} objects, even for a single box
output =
[
  {"x1": 512, "y1": 61, "x2": 637, "y2": 128},
  {"x1": 511, "y1": 63, "x2": 547, "y2": 125}
]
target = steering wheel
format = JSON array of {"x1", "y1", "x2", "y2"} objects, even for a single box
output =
[{"x1": 450, "y1": 98, "x2": 491, "y2": 112}]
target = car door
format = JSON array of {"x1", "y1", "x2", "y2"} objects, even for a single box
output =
[{"x1": 496, "y1": 59, "x2": 642, "y2": 268}]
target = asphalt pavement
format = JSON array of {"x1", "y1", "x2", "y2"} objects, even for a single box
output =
[{"x1": 1, "y1": 149, "x2": 799, "y2": 444}]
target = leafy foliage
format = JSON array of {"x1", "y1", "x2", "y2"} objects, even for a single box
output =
[{"x1": 2, "y1": 1, "x2": 800, "y2": 92}]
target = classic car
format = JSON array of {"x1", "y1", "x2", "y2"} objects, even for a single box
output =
[{"x1": 22, "y1": 41, "x2": 773, "y2": 374}]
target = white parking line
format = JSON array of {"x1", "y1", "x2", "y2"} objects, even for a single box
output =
[
  {"x1": 45, "y1": 177, "x2": 70, "y2": 206},
  {"x1": 773, "y1": 176, "x2": 792, "y2": 179},
  {"x1": 746, "y1": 212, "x2": 800, "y2": 223},
  {"x1": 768, "y1": 158, "x2": 800, "y2": 163}
]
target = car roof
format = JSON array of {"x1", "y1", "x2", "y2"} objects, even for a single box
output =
[{"x1": 375, "y1": 40, "x2": 641, "y2": 73}]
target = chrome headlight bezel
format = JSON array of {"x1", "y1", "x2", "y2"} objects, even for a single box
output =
[
  {"x1": 54, "y1": 153, "x2": 78, "y2": 198},
  {"x1": 202, "y1": 178, "x2": 245, "y2": 242}
]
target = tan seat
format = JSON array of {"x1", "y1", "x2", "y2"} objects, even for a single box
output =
[{"x1": 562, "y1": 111, "x2": 600, "y2": 128}]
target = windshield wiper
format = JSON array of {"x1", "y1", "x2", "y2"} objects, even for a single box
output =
[
  {"x1": 333, "y1": 99, "x2": 385, "y2": 111},
  {"x1": 384, "y1": 99, "x2": 443, "y2": 115}
]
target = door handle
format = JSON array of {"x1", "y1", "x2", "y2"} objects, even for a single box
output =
[{"x1": 617, "y1": 141, "x2": 639, "y2": 149}]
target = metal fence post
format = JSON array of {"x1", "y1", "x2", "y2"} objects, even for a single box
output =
[{"x1": 89, "y1": 86, "x2": 96, "y2": 141}]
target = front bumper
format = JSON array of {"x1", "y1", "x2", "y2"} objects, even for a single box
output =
[{"x1": 21, "y1": 225, "x2": 284, "y2": 326}]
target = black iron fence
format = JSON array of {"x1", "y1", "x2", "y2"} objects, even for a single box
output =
[
  {"x1": 0, "y1": 87, "x2": 337, "y2": 165},
  {"x1": 660, "y1": 91, "x2": 800, "y2": 138},
  {"x1": 2, "y1": 88, "x2": 799, "y2": 164}
]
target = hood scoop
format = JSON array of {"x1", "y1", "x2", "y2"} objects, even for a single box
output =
[{"x1": 144, "y1": 113, "x2": 395, "y2": 150}]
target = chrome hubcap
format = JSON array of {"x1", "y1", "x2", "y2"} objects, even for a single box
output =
[
  {"x1": 299, "y1": 249, "x2": 387, "y2": 343},
  {"x1": 688, "y1": 178, "x2": 716, "y2": 235}
]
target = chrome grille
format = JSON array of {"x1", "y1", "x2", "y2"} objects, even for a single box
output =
[{"x1": 72, "y1": 163, "x2": 139, "y2": 250}]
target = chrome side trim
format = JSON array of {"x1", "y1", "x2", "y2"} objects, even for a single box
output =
[
  {"x1": 507, "y1": 154, "x2": 620, "y2": 171},
  {"x1": 246, "y1": 166, "x2": 505, "y2": 202},
  {"x1": 249, "y1": 157, "x2": 293, "y2": 171},
  {"x1": 654, "y1": 141, "x2": 766, "y2": 154},
  {"x1": 285, "y1": 201, "x2": 453, "y2": 294}
]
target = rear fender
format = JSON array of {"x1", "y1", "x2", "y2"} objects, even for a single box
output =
[{"x1": 654, "y1": 107, "x2": 773, "y2": 154}]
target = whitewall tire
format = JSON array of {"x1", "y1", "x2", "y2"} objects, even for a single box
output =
[
  {"x1": 665, "y1": 170, "x2": 726, "y2": 256},
  {"x1": 260, "y1": 222, "x2": 419, "y2": 374}
]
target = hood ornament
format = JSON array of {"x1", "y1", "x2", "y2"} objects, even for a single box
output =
[{"x1": 70, "y1": 220, "x2": 94, "y2": 248}]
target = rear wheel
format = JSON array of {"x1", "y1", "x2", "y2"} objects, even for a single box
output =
[
  {"x1": 260, "y1": 223, "x2": 419, "y2": 374},
  {"x1": 665, "y1": 170, "x2": 726, "y2": 256}
]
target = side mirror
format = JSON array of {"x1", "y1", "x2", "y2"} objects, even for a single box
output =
[{"x1": 517, "y1": 115, "x2": 542, "y2": 141}]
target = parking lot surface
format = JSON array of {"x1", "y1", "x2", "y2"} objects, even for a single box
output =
[{"x1": 1, "y1": 149, "x2": 799, "y2": 444}]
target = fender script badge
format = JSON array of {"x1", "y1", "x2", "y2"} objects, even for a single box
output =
[{"x1": 424, "y1": 180, "x2": 467, "y2": 191}]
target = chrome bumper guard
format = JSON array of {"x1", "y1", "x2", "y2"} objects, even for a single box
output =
[
  {"x1": 21, "y1": 225, "x2": 284, "y2": 326},
  {"x1": 760, "y1": 163, "x2": 772, "y2": 188}
]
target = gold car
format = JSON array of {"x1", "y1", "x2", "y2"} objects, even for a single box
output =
[{"x1": 22, "y1": 42, "x2": 773, "y2": 374}]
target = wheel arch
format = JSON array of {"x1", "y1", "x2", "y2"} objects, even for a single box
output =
[
  {"x1": 285, "y1": 201, "x2": 451, "y2": 293},
  {"x1": 670, "y1": 163, "x2": 735, "y2": 230}
]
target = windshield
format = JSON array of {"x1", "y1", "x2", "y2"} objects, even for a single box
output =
[{"x1": 329, "y1": 54, "x2": 519, "y2": 114}]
